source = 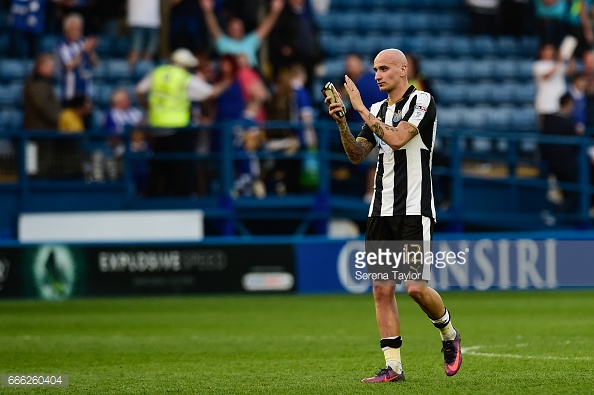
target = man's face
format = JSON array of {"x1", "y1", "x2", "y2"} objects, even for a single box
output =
[
  {"x1": 373, "y1": 52, "x2": 406, "y2": 92},
  {"x1": 345, "y1": 55, "x2": 364, "y2": 79},
  {"x1": 38, "y1": 58, "x2": 55, "y2": 77},
  {"x1": 65, "y1": 20, "x2": 82, "y2": 41},
  {"x1": 227, "y1": 18, "x2": 245, "y2": 40},
  {"x1": 113, "y1": 91, "x2": 130, "y2": 110}
]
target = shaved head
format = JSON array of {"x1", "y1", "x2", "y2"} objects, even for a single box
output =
[{"x1": 375, "y1": 49, "x2": 407, "y2": 66}]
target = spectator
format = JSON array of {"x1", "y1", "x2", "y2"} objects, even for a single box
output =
[
  {"x1": 105, "y1": 88, "x2": 144, "y2": 136},
  {"x1": 58, "y1": 94, "x2": 91, "y2": 179},
  {"x1": 236, "y1": 53, "x2": 269, "y2": 124},
  {"x1": 58, "y1": 94, "x2": 91, "y2": 133},
  {"x1": 540, "y1": 93, "x2": 580, "y2": 213},
  {"x1": 581, "y1": 50, "x2": 594, "y2": 127},
  {"x1": 266, "y1": 64, "x2": 317, "y2": 192},
  {"x1": 406, "y1": 53, "x2": 437, "y2": 102},
  {"x1": 465, "y1": 0, "x2": 500, "y2": 35},
  {"x1": 169, "y1": 0, "x2": 210, "y2": 54},
  {"x1": 534, "y1": 0, "x2": 568, "y2": 47},
  {"x1": 341, "y1": 53, "x2": 384, "y2": 123},
  {"x1": 215, "y1": 54, "x2": 266, "y2": 198},
  {"x1": 269, "y1": 0, "x2": 323, "y2": 89},
  {"x1": 57, "y1": 11, "x2": 98, "y2": 131},
  {"x1": 135, "y1": 48, "x2": 229, "y2": 196},
  {"x1": 533, "y1": 42, "x2": 568, "y2": 127},
  {"x1": 127, "y1": 0, "x2": 161, "y2": 68},
  {"x1": 569, "y1": 73, "x2": 588, "y2": 133},
  {"x1": 566, "y1": 0, "x2": 594, "y2": 59},
  {"x1": 23, "y1": 53, "x2": 61, "y2": 179},
  {"x1": 222, "y1": 0, "x2": 263, "y2": 32},
  {"x1": 8, "y1": 0, "x2": 47, "y2": 58},
  {"x1": 200, "y1": 0, "x2": 285, "y2": 69},
  {"x1": 54, "y1": 0, "x2": 94, "y2": 35},
  {"x1": 23, "y1": 53, "x2": 60, "y2": 131}
]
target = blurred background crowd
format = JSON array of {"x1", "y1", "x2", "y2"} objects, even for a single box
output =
[{"x1": 2, "y1": 0, "x2": 594, "y2": 218}]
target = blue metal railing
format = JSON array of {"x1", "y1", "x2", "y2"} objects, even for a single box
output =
[{"x1": 0, "y1": 121, "x2": 593, "y2": 237}]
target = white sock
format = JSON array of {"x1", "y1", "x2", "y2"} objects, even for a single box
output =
[{"x1": 430, "y1": 309, "x2": 457, "y2": 341}]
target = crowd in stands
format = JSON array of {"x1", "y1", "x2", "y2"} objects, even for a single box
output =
[
  {"x1": 3, "y1": 0, "x2": 323, "y2": 198},
  {"x1": 3, "y1": 0, "x2": 594, "y2": 217}
]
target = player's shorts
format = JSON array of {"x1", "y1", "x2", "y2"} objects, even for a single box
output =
[{"x1": 365, "y1": 215, "x2": 434, "y2": 283}]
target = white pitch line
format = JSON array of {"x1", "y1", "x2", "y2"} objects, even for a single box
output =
[{"x1": 461, "y1": 346, "x2": 591, "y2": 361}]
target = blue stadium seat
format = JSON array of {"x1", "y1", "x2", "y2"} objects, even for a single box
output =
[
  {"x1": 487, "y1": 107, "x2": 514, "y2": 130},
  {"x1": 437, "y1": 106, "x2": 464, "y2": 128},
  {"x1": 465, "y1": 82, "x2": 493, "y2": 104},
  {"x1": 449, "y1": 36, "x2": 473, "y2": 57},
  {"x1": 403, "y1": 13, "x2": 432, "y2": 32},
  {"x1": 424, "y1": 36, "x2": 453, "y2": 57},
  {"x1": 422, "y1": 60, "x2": 447, "y2": 80},
  {"x1": 379, "y1": 13, "x2": 407, "y2": 31},
  {"x1": 517, "y1": 60, "x2": 533, "y2": 81},
  {"x1": 315, "y1": 13, "x2": 334, "y2": 32},
  {"x1": 40, "y1": 34, "x2": 60, "y2": 53},
  {"x1": 93, "y1": 61, "x2": 109, "y2": 80},
  {"x1": 521, "y1": 36, "x2": 539, "y2": 56},
  {"x1": 0, "y1": 109, "x2": 22, "y2": 130},
  {"x1": 95, "y1": 36, "x2": 114, "y2": 56},
  {"x1": 94, "y1": 84, "x2": 113, "y2": 107},
  {"x1": 497, "y1": 36, "x2": 520, "y2": 57},
  {"x1": 324, "y1": 58, "x2": 344, "y2": 80},
  {"x1": 445, "y1": 59, "x2": 470, "y2": 81},
  {"x1": 491, "y1": 83, "x2": 516, "y2": 105},
  {"x1": 462, "y1": 107, "x2": 489, "y2": 129},
  {"x1": 339, "y1": 13, "x2": 359, "y2": 32},
  {"x1": 469, "y1": 60, "x2": 494, "y2": 80},
  {"x1": 357, "y1": 13, "x2": 383, "y2": 34},
  {"x1": 472, "y1": 36, "x2": 499, "y2": 58},
  {"x1": 513, "y1": 83, "x2": 536, "y2": 105},
  {"x1": 0, "y1": 59, "x2": 31, "y2": 81},
  {"x1": 134, "y1": 60, "x2": 155, "y2": 80},
  {"x1": 92, "y1": 109, "x2": 106, "y2": 130},
  {"x1": 404, "y1": 35, "x2": 431, "y2": 55},
  {"x1": 434, "y1": 82, "x2": 467, "y2": 104},
  {"x1": 0, "y1": 83, "x2": 23, "y2": 106},
  {"x1": 107, "y1": 59, "x2": 133, "y2": 81},
  {"x1": 495, "y1": 59, "x2": 519, "y2": 80},
  {"x1": 511, "y1": 107, "x2": 537, "y2": 130}
]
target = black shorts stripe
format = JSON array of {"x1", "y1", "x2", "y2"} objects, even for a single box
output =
[{"x1": 421, "y1": 149, "x2": 432, "y2": 217}]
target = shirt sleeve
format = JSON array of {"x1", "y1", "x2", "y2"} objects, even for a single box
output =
[
  {"x1": 402, "y1": 91, "x2": 434, "y2": 129},
  {"x1": 357, "y1": 123, "x2": 377, "y2": 147},
  {"x1": 187, "y1": 76, "x2": 214, "y2": 102}
]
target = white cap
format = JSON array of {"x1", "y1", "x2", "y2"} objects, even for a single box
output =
[{"x1": 171, "y1": 48, "x2": 198, "y2": 68}]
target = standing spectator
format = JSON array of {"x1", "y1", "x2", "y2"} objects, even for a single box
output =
[
  {"x1": 23, "y1": 53, "x2": 60, "y2": 131},
  {"x1": 200, "y1": 0, "x2": 285, "y2": 69},
  {"x1": 215, "y1": 55, "x2": 265, "y2": 198},
  {"x1": 135, "y1": 48, "x2": 229, "y2": 196},
  {"x1": 569, "y1": 73, "x2": 588, "y2": 133},
  {"x1": 54, "y1": 0, "x2": 94, "y2": 34},
  {"x1": 23, "y1": 53, "x2": 61, "y2": 179},
  {"x1": 341, "y1": 53, "x2": 385, "y2": 123},
  {"x1": 406, "y1": 53, "x2": 437, "y2": 101},
  {"x1": 236, "y1": 53, "x2": 269, "y2": 124},
  {"x1": 8, "y1": 0, "x2": 47, "y2": 58},
  {"x1": 57, "y1": 11, "x2": 98, "y2": 131},
  {"x1": 566, "y1": 0, "x2": 594, "y2": 59},
  {"x1": 534, "y1": 0, "x2": 568, "y2": 47},
  {"x1": 222, "y1": 0, "x2": 262, "y2": 32},
  {"x1": 465, "y1": 0, "x2": 500, "y2": 35},
  {"x1": 533, "y1": 43, "x2": 568, "y2": 127},
  {"x1": 58, "y1": 94, "x2": 91, "y2": 133},
  {"x1": 127, "y1": 0, "x2": 161, "y2": 68},
  {"x1": 104, "y1": 87, "x2": 146, "y2": 184},
  {"x1": 540, "y1": 93, "x2": 580, "y2": 213},
  {"x1": 169, "y1": 0, "x2": 210, "y2": 54},
  {"x1": 269, "y1": 0, "x2": 323, "y2": 89}
]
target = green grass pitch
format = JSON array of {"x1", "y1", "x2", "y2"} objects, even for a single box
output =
[{"x1": 1, "y1": 290, "x2": 593, "y2": 394}]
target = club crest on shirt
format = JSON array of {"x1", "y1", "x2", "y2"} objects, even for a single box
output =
[{"x1": 392, "y1": 110, "x2": 402, "y2": 124}]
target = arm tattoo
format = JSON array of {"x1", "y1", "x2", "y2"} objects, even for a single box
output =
[
  {"x1": 367, "y1": 112, "x2": 398, "y2": 140},
  {"x1": 337, "y1": 120, "x2": 373, "y2": 164},
  {"x1": 401, "y1": 121, "x2": 419, "y2": 136}
]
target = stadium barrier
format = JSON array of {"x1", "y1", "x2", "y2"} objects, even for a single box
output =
[
  {"x1": 0, "y1": 121, "x2": 593, "y2": 239},
  {"x1": 0, "y1": 230, "x2": 593, "y2": 300}
]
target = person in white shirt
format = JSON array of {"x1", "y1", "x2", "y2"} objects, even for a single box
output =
[
  {"x1": 127, "y1": 0, "x2": 161, "y2": 67},
  {"x1": 533, "y1": 42, "x2": 568, "y2": 128}
]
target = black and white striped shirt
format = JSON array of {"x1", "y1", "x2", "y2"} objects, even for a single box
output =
[{"x1": 358, "y1": 85, "x2": 437, "y2": 219}]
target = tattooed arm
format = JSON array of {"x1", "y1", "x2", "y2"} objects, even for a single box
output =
[
  {"x1": 336, "y1": 118, "x2": 374, "y2": 164},
  {"x1": 364, "y1": 110, "x2": 419, "y2": 150}
]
